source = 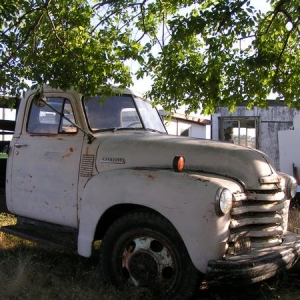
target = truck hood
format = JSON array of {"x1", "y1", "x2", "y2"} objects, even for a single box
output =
[{"x1": 95, "y1": 132, "x2": 278, "y2": 190}]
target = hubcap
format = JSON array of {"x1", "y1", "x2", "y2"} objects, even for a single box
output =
[
  {"x1": 129, "y1": 252, "x2": 158, "y2": 283},
  {"x1": 121, "y1": 236, "x2": 175, "y2": 288}
]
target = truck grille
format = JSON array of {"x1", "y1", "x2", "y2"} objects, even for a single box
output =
[{"x1": 228, "y1": 190, "x2": 287, "y2": 250}]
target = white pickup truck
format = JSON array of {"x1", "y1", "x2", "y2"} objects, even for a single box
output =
[{"x1": 1, "y1": 86, "x2": 300, "y2": 299}]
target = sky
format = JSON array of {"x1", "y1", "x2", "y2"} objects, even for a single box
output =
[{"x1": 251, "y1": 0, "x2": 270, "y2": 13}]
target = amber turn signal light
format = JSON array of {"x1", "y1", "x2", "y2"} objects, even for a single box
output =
[{"x1": 173, "y1": 156, "x2": 185, "y2": 172}]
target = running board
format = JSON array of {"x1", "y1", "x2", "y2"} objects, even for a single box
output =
[{"x1": 1, "y1": 217, "x2": 78, "y2": 252}]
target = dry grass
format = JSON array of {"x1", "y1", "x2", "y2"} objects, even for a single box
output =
[
  {"x1": 1, "y1": 212, "x2": 300, "y2": 300},
  {"x1": 289, "y1": 197, "x2": 300, "y2": 233},
  {"x1": 0, "y1": 214, "x2": 154, "y2": 300}
]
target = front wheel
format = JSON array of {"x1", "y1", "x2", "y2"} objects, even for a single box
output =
[{"x1": 99, "y1": 210, "x2": 201, "y2": 299}]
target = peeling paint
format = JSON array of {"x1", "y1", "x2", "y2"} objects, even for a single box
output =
[{"x1": 62, "y1": 152, "x2": 72, "y2": 159}]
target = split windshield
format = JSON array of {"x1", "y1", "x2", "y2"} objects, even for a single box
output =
[{"x1": 83, "y1": 94, "x2": 166, "y2": 133}]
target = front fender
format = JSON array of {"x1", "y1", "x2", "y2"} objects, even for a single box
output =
[{"x1": 78, "y1": 168, "x2": 242, "y2": 273}]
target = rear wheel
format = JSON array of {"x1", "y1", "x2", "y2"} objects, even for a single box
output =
[{"x1": 99, "y1": 210, "x2": 201, "y2": 299}]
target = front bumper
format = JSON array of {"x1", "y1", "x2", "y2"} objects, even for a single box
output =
[{"x1": 206, "y1": 232, "x2": 300, "y2": 286}]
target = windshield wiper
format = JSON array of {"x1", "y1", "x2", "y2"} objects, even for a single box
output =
[
  {"x1": 93, "y1": 127, "x2": 162, "y2": 133},
  {"x1": 113, "y1": 127, "x2": 143, "y2": 132},
  {"x1": 93, "y1": 127, "x2": 143, "y2": 133}
]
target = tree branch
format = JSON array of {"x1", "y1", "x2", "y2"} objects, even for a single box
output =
[
  {"x1": 264, "y1": 0, "x2": 294, "y2": 34},
  {"x1": 273, "y1": 28, "x2": 292, "y2": 84},
  {"x1": 1, "y1": 5, "x2": 39, "y2": 37},
  {"x1": 217, "y1": 0, "x2": 248, "y2": 32},
  {"x1": 45, "y1": 9, "x2": 82, "y2": 59},
  {"x1": 92, "y1": 0, "x2": 147, "y2": 11},
  {"x1": 0, "y1": 0, "x2": 52, "y2": 68},
  {"x1": 278, "y1": 7, "x2": 300, "y2": 35}
]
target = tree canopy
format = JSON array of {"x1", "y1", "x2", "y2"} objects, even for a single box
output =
[{"x1": 1, "y1": 0, "x2": 300, "y2": 114}]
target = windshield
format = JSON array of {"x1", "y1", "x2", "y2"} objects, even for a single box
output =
[{"x1": 83, "y1": 94, "x2": 166, "y2": 133}]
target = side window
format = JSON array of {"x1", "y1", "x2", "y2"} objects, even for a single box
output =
[
  {"x1": 220, "y1": 117, "x2": 258, "y2": 148},
  {"x1": 27, "y1": 97, "x2": 77, "y2": 134}
]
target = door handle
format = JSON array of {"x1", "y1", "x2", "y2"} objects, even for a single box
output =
[{"x1": 15, "y1": 143, "x2": 27, "y2": 148}]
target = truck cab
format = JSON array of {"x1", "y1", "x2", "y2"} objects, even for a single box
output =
[{"x1": 1, "y1": 86, "x2": 300, "y2": 299}]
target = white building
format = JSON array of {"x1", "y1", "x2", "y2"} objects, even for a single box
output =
[{"x1": 160, "y1": 110, "x2": 211, "y2": 139}]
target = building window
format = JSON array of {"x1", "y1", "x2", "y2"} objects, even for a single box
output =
[{"x1": 219, "y1": 117, "x2": 258, "y2": 148}]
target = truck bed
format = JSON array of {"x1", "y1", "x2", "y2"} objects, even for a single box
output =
[
  {"x1": 0, "y1": 145, "x2": 8, "y2": 186},
  {"x1": 0, "y1": 187, "x2": 7, "y2": 213},
  {"x1": 0, "y1": 140, "x2": 11, "y2": 213}
]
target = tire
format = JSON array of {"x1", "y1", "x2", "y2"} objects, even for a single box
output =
[{"x1": 99, "y1": 210, "x2": 201, "y2": 299}]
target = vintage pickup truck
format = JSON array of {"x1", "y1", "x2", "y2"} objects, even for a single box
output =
[{"x1": 0, "y1": 86, "x2": 300, "y2": 299}]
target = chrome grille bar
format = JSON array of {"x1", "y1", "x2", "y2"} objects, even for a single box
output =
[{"x1": 228, "y1": 190, "x2": 286, "y2": 251}]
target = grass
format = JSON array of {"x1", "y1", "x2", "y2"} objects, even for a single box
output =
[
  {"x1": 1, "y1": 212, "x2": 300, "y2": 300},
  {"x1": 0, "y1": 214, "x2": 155, "y2": 300},
  {"x1": 288, "y1": 196, "x2": 300, "y2": 233}
]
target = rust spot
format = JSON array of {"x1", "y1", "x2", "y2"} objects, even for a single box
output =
[
  {"x1": 148, "y1": 174, "x2": 154, "y2": 180},
  {"x1": 85, "y1": 147, "x2": 91, "y2": 155},
  {"x1": 69, "y1": 147, "x2": 74, "y2": 152},
  {"x1": 62, "y1": 152, "x2": 72, "y2": 159},
  {"x1": 197, "y1": 177, "x2": 210, "y2": 182},
  {"x1": 202, "y1": 215, "x2": 209, "y2": 223}
]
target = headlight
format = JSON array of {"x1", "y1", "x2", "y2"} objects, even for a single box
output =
[
  {"x1": 215, "y1": 188, "x2": 233, "y2": 216},
  {"x1": 286, "y1": 176, "x2": 297, "y2": 199}
]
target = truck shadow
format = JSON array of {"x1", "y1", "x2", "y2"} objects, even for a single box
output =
[{"x1": 194, "y1": 267, "x2": 300, "y2": 300}]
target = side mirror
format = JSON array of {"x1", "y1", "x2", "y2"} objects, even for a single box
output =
[{"x1": 33, "y1": 92, "x2": 46, "y2": 107}]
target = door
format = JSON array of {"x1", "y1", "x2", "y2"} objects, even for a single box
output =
[{"x1": 9, "y1": 95, "x2": 84, "y2": 228}]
